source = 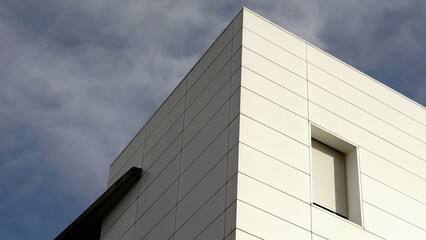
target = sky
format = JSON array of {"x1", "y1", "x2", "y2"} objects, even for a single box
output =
[{"x1": 0, "y1": 0, "x2": 425, "y2": 239}]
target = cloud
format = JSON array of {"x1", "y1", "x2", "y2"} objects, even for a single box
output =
[{"x1": 0, "y1": 0, "x2": 424, "y2": 239}]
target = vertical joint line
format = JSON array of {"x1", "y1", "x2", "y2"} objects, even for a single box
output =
[
  {"x1": 223, "y1": 20, "x2": 234, "y2": 237},
  {"x1": 132, "y1": 128, "x2": 146, "y2": 240},
  {"x1": 172, "y1": 76, "x2": 189, "y2": 239},
  {"x1": 305, "y1": 43, "x2": 314, "y2": 239}
]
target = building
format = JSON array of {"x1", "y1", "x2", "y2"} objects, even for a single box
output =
[{"x1": 55, "y1": 8, "x2": 426, "y2": 240}]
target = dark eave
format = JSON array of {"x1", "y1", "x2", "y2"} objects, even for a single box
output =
[{"x1": 55, "y1": 167, "x2": 142, "y2": 240}]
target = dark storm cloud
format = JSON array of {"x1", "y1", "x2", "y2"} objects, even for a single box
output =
[{"x1": 0, "y1": 0, "x2": 424, "y2": 239}]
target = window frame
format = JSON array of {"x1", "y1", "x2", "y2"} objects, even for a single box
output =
[{"x1": 310, "y1": 124, "x2": 364, "y2": 226}]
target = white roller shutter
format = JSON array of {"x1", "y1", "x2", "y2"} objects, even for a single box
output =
[{"x1": 312, "y1": 139, "x2": 348, "y2": 218}]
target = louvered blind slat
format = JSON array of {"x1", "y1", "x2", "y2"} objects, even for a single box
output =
[{"x1": 312, "y1": 139, "x2": 348, "y2": 217}]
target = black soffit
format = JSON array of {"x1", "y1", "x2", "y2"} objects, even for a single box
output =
[{"x1": 55, "y1": 167, "x2": 142, "y2": 240}]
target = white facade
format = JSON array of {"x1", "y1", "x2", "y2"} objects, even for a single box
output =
[{"x1": 99, "y1": 8, "x2": 426, "y2": 240}]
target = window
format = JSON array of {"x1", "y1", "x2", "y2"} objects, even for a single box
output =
[
  {"x1": 312, "y1": 139, "x2": 348, "y2": 218},
  {"x1": 311, "y1": 125, "x2": 363, "y2": 225}
]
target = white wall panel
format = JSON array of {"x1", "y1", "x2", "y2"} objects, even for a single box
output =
[
  {"x1": 100, "y1": 201, "x2": 137, "y2": 240},
  {"x1": 140, "y1": 136, "x2": 181, "y2": 195},
  {"x1": 101, "y1": 182, "x2": 140, "y2": 236},
  {"x1": 309, "y1": 82, "x2": 426, "y2": 160},
  {"x1": 234, "y1": 229, "x2": 263, "y2": 240},
  {"x1": 363, "y1": 203, "x2": 426, "y2": 240},
  {"x1": 232, "y1": 29, "x2": 242, "y2": 55},
  {"x1": 185, "y1": 62, "x2": 231, "y2": 126},
  {"x1": 307, "y1": 45, "x2": 426, "y2": 125},
  {"x1": 236, "y1": 201, "x2": 311, "y2": 239},
  {"x1": 360, "y1": 148, "x2": 426, "y2": 203},
  {"x1": 308, "y1": 65, "x2": 426, "y2": 142},
  {"x1": 179, "y1": 129, "x2": 228, "y2": 199},
  {"x1": 242, "y1": 9, "x2": 306, "y2": 59},
  {"x1": 361, "y1": 176, "x2": 426, "y2": 229},
  {"x1": 141, "y1": 208, "x2": 176, "y2": 240},
  {"x1": 240, "y1": 87, "x2": 308, "y2": 144},
  {"x1": 181, "y1": 102, "x2": 229, "y2": 172},
  {"x1": 187, "y1": 44, "x2": 232, "y2": 108},
  {"x1": 242, "y1": 28, "x2": 306, "y2": 78},
  {"x1": 312, "y1": 207, "x2": 383, "y2": 240},
  {"x1": 187, "y1": 24, "x2": 233, "y2": 89},
  {"x1": 227, "y1": 145, "x2": 238, "y2": 181},
  {"x1": 137, "y1": 155, "x2": 180, "y2": 218},
  {"x1": 238, "y1": 143, "x2": 310, "y2": 202},
  {"x1": 225, "y1": 231, "x2": 236, "y2": 240},
  {"x1": 237, "y1": 173, "x2": 311, "y2": 229},
  {"x1": 225, "y1": 201, "x2": 237, "y2": 236},
  {"x1": 228, "y1": 116, "x2": 240, "y2": 151},
  {"x1": 144, "y1": 98, "x2": 185, "y2": 154},
  {"x1": 241, "y1": 48, "x2": 307, "y2": 98},
  {"x1": 143, "y1": 116, "x2": 183, "y2": 170},
  {"x1": 226, "y1": 173, "x2": 238, "y2": 208},
  {"x1": 183, "y1": 82, "x2": 230, "y2": 145},
  {"x1": 230, "y1": 88, "x2": 241, "y2": 122},
  {"x1": 145, "y1": 79, "x2": 187, "y2": 137},
  {"x1": 134, "y1": 182, "x2": 178, "y2": 240},
  {"x1": 241, "y1": 67, "x2": 307, "y2": 118},
  {"x1": 312, "y1": 234, "x2": 328, "y2": 240},
  {"x1": 233, "y1": 10, "x2": 243, "y2": 36},
  {"x1": 239, "y1": 115, "x2": 310, "y2": 173},
  {"x1": 176, "y1": 158, "x2": 227, "y2": 228},
  {"x1": 188, "y1": 43, "x2": 232, "y2": 98},
  {"x1": 230, "y1": 67, "x2": 241, "y2": 95},
  {"x1": 174, "y1": 187, "x2": 226, "y2": 240},
  {"x1": 193, "y1": 213, "x2": 225, "y2": 240},
  {"x1": 231, "y1": 47, "x2": 242, "y2": 75},
  {"x1": 118, "y1": 226, "x2": 134, "y2": 240}
]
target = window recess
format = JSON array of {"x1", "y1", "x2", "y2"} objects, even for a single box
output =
[{"x1": 311, "y1": 125, "x2": 363, "y2": 226}]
